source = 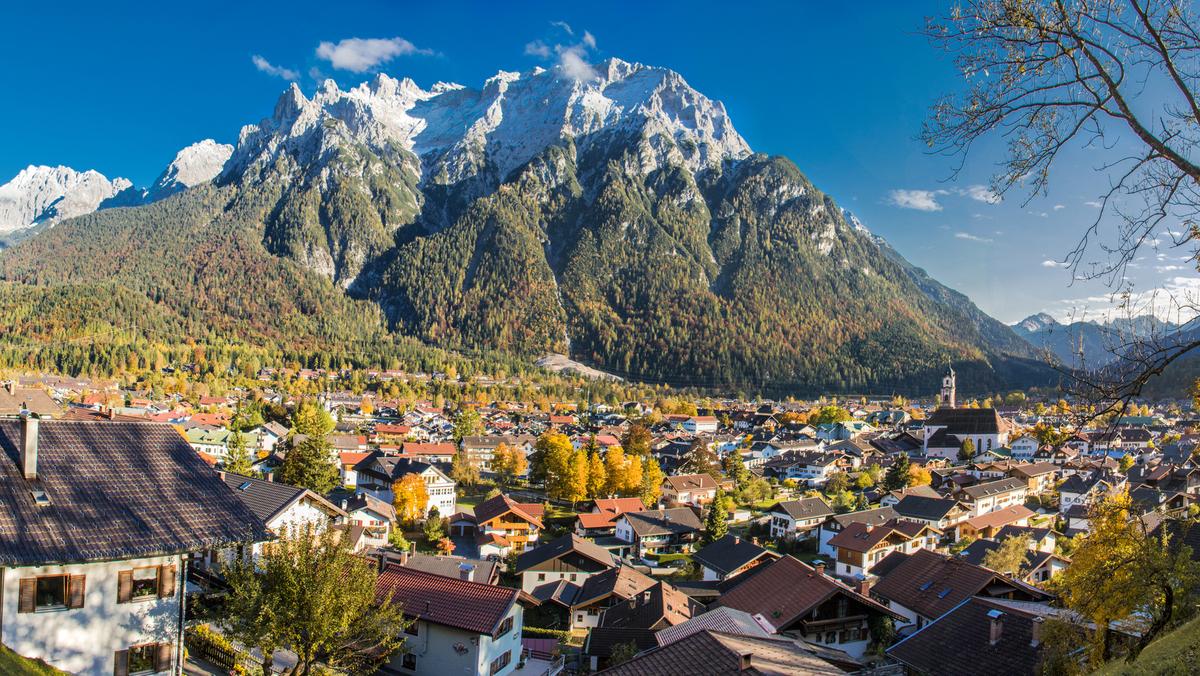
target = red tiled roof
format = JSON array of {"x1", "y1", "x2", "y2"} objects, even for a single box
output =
[
  {"x1": 577, "y1": 512, "x2": 619, "y2": 529},
  {"x1": 474, "y1": 493, "x2": 544, "y2": 528},
  {"x1": 401, "y1": 442, "x2": 457, "y2": 456},
  {"x1": 594, "y1": 498, "x2": 647, "y2": 515},
  {"x1": 376, "y1": 565, "x2": 518, "y2": 635},
  {"x1": 827, "y1": 519, "x2": 935, "y2": 553},
  {"x1": 339, "y1": 452, "x2": 372, "y2": 467},
  {"x1": 375, "y1": 424, "x2": 411, "y2": 435},
  {"x1": 965, "y1": 505, "x2": 1035, "y2": 530}
]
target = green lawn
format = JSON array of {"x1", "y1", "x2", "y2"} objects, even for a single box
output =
[
  {"x1": 0, "y1": 646, "x2": 66, "y2": 675},
  {"x1": 455, "y1": 494, "x2": 487, "y2": 512},
  {"x1": 1094, "y1": 615, "x2": 1200, "y2": 676}
]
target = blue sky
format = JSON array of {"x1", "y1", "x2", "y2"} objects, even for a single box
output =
[{"x1": 2, "y1": 0, "x2": 1193, "y2": 325}]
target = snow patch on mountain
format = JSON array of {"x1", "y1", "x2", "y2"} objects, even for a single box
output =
[
  {"x1": 0, "y1": 166, "x2": 132, "y2": 234},
  {"x1": 226, "y1": 57, "x2": 751, "y2": 187},
  {"x1": 1014, "y1": 312, "x2": 1060, "y2": 333}
]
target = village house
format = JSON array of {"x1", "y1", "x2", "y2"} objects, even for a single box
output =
[
  {"x1": 352, "y1": 452, "x2": 457, "y2": 516},
  {"x1": 614, "y1": 508, "x2": 703, "y2": 560},
  {"x1": 660, "y1": 473, "x2": 718, "y2": 507},
  {"x1": 692, "y1": 534, "x2": 779, "y2": 582},
  {"x1": 340, "y1": 492, "x2": 397, "y2": 551},
  {"x1": 766, "y1": 497, "x2": 834, "y2": 541},
  {"x1": 818, "y1": 506, "x2": 900, "y2": 558},
  {"x1": 956, "y1": 477, "x2": 1029, "y2": 517},
  {"x1": 892, "y1": 495, "x2": 972, "y2": 533},
  {"x1": 827, "y1": 519, "x2": 942, "y2": 578},
  {"x1": 515, "y1": 534, "x2": 616, "y2": 593},
  {"x1": 957, "y1": 505, "x2": 1037, "y2": 541},
  {"x1": 0, "y1": 417, "x2": 267, "y2": 675},
  {"x1": 531, "y1": 565, "x2": 659, "y2": 632},
  {"x1": 870, "y1": 549, "x2": 1050, "y2": 632},
  {"x1": 959, "y1": 539, "x2": 1071, "y2": 585},
  {"x1": 574, "y1": 497, "x2": 648, "y2": 537},
  {"x1": 1009, "y1": 462, "x2": 1059, "y2": 495},
  {"x1": 375, "y1": 565, "x2": 528, "y2": 676},
  {"x1": 213, "y1": 472, "x2": 346, "y2": 564},
  {"x1": 471, "y1": 493, "x2": 544, "y2": 556},
  {"x1": 715, "y1": 556, "x2": 904, "y2": 659}
]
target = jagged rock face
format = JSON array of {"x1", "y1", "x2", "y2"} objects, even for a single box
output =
[{"x1": 0, "y1": 166, "x2": 131, "y2": 234}]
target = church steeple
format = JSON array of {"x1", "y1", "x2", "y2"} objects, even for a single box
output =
[{"x1": 940, "y1": 365, "x2": 957, "y2": 409}]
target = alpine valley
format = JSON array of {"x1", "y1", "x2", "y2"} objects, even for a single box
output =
[{"x1": 0, "y1": 58, "x2": 1055, "y2": 395}]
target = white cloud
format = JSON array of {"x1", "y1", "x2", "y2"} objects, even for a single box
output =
[
  {"x1": 1054, "y1": 276, "x2": 1200, "y2": 324},
  {"x1": 955, "y1": 232, "x2": 994, "y2": 244},
  {"x1": 525, "y1": 28, "x2": 600, "y2": 81},
  {"x1": 252, "y1": 55, "x2": 298, "y2": 81},
  {"x1": 960, "y1": 184, "x2": 1001, "y2": 204},
  {"x1": 557, "y1": 45, "x2": 598, "y2": 80},
  {"x1": 1084, "y1": 200, "x2": 1103, "y2": 208},
  {"x1": 888, "y1": 189, "x2": 944, "y2": 211},
  {"x1": 1157, "y1": 265, "x2": 1184, "y2": 272},
  {"x1": 1042, "y1": 259, "x2": 1062, "y2": 268},
  {"x1": 524, "y1": 40, "x2": 551, "y2": 58},
  {"x1": 1053, "y1": 204, "x2": 1065, "y2": 210},
  {"x1": 315, "y1": 37, "x2": 430, "y2": 73}
]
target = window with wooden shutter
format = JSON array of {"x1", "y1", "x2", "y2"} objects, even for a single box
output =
[
  {"x1": 117, "y1": 570, "x2": 133, "y2": 603},
  {"x1": 17, "y1": 578, "x2": 35, "y2": 613},
  {"x1": 113, "y1": 649, "x2": 129, "y2": 676},
  {"x1": 154, "y1": 642, "x2": 173, "y2": 672},
  {"x1": 157, "y1": 564, "x2": 176, "y2": 599},
  {"x1": 67, "y1": 574, "x2": 86, "y2": 609}
]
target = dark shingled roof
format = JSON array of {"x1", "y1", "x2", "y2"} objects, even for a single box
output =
[
  {"x1": 765, "y1": 497, "x2": 832, "y2": 521},
  {"x1": 692, "y1": 535, "x2": 777, "y2": 577},
  {"x1": 872, "y1": 549, "x2": 1045, "y2": 621},
  {"x1": 0, "y1": 420, "x2": 269, "y2": 565},
  {"x1": 925, "y1": 407, "x2": 1006, "y2": 435},
  {"x1": 893, "y1": 495, "x2": 965, "y2": 522},
  {"x1": 622, "y1": 508, "x2": 702, "y2": 537},
  {"x1": 582, "y1": 627, "x2": 658, "y2": 660},
  {"x1": 515, "y1": 533, "x2": 616, "y2": 573},
  {"x1": 596, "y1": 630, "x2": 847, "y2": 675},
  {"x1": 887, "y1": 597, "x2": 1049, "y2": 675},
  {"x1": 221, "y1": 472, "x2": 344, "y2": 524},
  {"x1": 399, "y1": 552, "x2": 499, "y2": 585},
  {"x1": 376, "y1": 564, "x2": 519, "y2": 635}
]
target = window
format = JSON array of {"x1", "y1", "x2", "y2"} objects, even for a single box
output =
[
  {"x1": 537, "y1": 573, "x2": 546, "y2": 581},
  {"x1": 402, "y1": 653, "x2": 417, "y2": 670},
  {"x1": 405, "y1": 619, "x2": 419, "y2": 636},
  {"x1": 35, "y1": 575, "x2": 67, "y2": 610},
  {"x1": 489, "y1": 651, "x2": 511, "y2": 675},
  {"x1": 569, "y1": 573, "x2": 577, "y2": 581},
  {"x1": 495, "y1": 616, "x2": 514, "y2": 638},
  {"x1": 131, "y1": 567, "x2": 159, "y2": 600},
  {"x1": 127, "y1": 644, "x2": 156, "y2": 675}
]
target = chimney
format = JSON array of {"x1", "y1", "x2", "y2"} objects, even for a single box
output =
[
  {"x1": 459, "y1": 563, "x2": 475, "y2": 582},
  {"x1": 738, "y1": 653, "x2": 753, "y2": 671},
  {"x1": 4, "y1": 381, "x2": 14, "y2": 395},
  {"x1": 987, "y1": 609, "x2": 1005, "y2": 645},
  {"x1": 750, "y1": 537, "x2": 759, "y2": 546},
  {"x1": 858, "y1": 578, "x2": 872, "y2": 596},
  {"x1": 733, "y1": 535, "x2": 740, "y2": 545},
  {"x1": 813, "y1": 560, "x2": 826, "y2": 576},
  {"x1": 20, "y1": 413, "x2": 39, "y2": 480},
  {"x1": 217, "y1": 471, "x2": 226, "y2": 482},
  {"x1": 1030, "y1": 616, "x2": 1043, "y2": 647}
]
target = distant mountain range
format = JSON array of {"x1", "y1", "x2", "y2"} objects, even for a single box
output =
[
  {"x1": 1012, "y1": 312, "x2": 1179, "y2": 367},
  {"x1": 0, "y1": 58, "x2": 1057, "y2": 394}
]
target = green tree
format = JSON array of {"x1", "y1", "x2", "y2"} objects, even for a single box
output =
[
  {"x1": 958, "y1": 438, "x2": 976, "y2": 463},
  {"x1": 982, "y1": 535, "x2": 1030, "y2": 576},
  {"x1": 422, "y1": 515, "x2": 446, "y2": 542},
  {"x1": 824, "y1": 472, "x2": 850, "y2": 496},
  {"x1": 278, "y1": 434, "x2": 339, "y2": 494},
  {"x1": 702, "y1": 489, "x2": 729, "y2": 545},
  {"x1": 640, "y1": 456, "x2": 664, "y2": 507},
  {"x1": 221, "y1": 524, "x2": 408, "y2": 675},
  {"x1": 1118, "y1": 454, "x2": 1135, "y2": 473},
  {"x1": 609, "y1": 640, "x2": 639, "y2": 666},
  {"x1": 680, "y1": 440, "x2": 720, "y2": 478},
  {"x1": 225, "y1": 429, "x2": 256, "y2": 477},
  {"x1": 884, "y1": 453, "x2": 911, "y2": 492},
  {"x1": 722, "y1": 450, "x2": 750, "y2": 490},
  {"x1": 453, "y1": 408, "x2": 482, "y2": 444}
]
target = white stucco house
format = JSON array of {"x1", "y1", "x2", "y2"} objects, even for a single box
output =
[
  {"x1": 376, "y1": 566, "x2": 530, "y2": 676},
  {"x1": 0, "y1": 415, "x2": 268, "y2": 675}
]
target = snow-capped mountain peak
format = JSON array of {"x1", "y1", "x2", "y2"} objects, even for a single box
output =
[
  {"x1": 0, "y1": 165, "x2": 132, "y2": 235},
  {"x1": 145, "y1": 139, "x2": 233, "y2": 202},
  {"x1": 226, "y1": 58, "x2": 752, "y2": 187},
  {"x1": 1015, "y1": 312, "x2": 1060, "y2": 333}
]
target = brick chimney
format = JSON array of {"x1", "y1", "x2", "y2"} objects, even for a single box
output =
[
  {"x1": 987, "y1": 609, "x2": 1005, "y2": 645},
  {"x1": 20, "y1": 413, "x2": 39, "y2": 480},
  {"x1": 1030, "y1": 616, "x2": 1043, "y2": 647},
  {"x1": 858, "y1": 577, "x2": 872, "y2": 596}
]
